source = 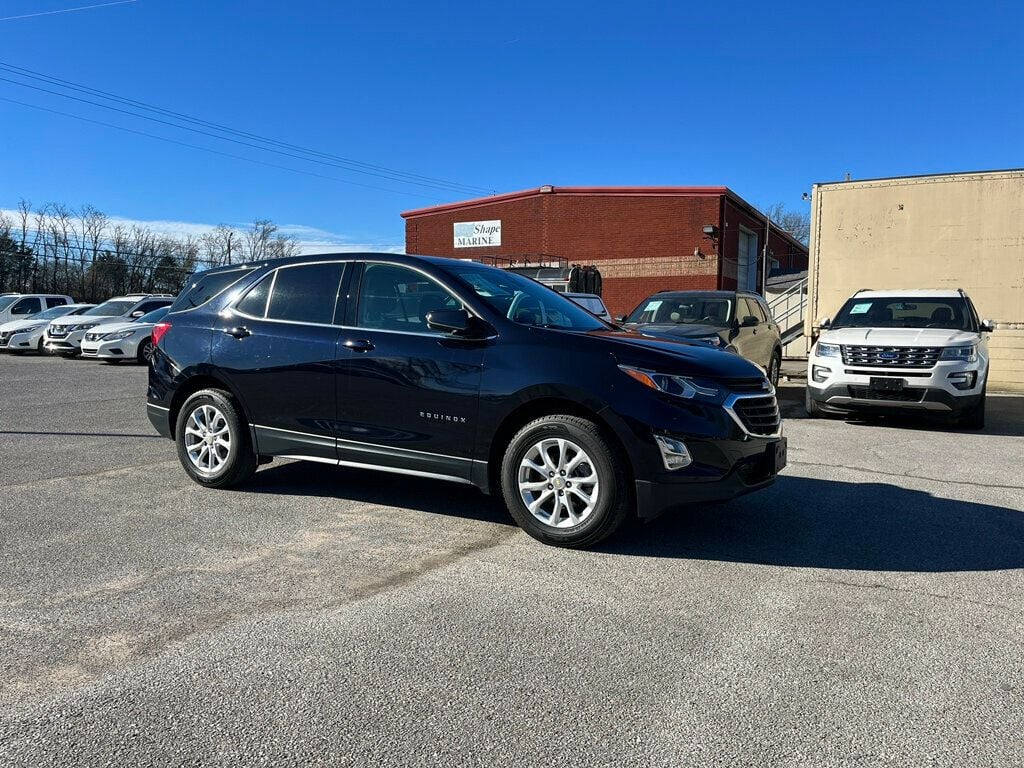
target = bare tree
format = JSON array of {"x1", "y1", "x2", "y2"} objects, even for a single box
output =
[{"x1": 763, "y1": 202, "x2": 811, "y2": 245}]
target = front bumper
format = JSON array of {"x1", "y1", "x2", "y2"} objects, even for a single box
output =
[
  {"x1": 44, "y1": 328, "x2": 89, "y2": 354},
  {"x1": 807, "y1": 356, "x2": 986, "y2": 415},
  {"x1": 81, "y1": 338, "x2": 137, "y2": 359}
]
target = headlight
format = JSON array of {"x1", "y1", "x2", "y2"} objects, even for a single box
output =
[
  {"x1": 816, "y1": 342, "x2": 841, "y2": 358},
  {"x1": 17, "y1": 324, "x2": 43, "y2": 333},
  {"x1": 618, "y1": 365, "x2": 721, "y2": 400},
  {"x1": 104, "y1": 329, "x2": 138, "y2": 340},
  {"x1": 72, "y1": 323, "x2": 99, "y2": 332},
  {"x1": 940, "y1": 345, "x2": 977, "y2": 363}
]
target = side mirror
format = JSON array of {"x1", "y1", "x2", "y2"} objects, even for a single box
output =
[
  {"x1": 740, "y1": 315, "x2": 759, "y2": 327},
  {"x1": 131, "y1": 310, "x2": 145, "y2": 318},
  {"x1": 980, "y1": 319, "x2": 995, "y2": 332},
  {"x1": 616, "y1": 314, "x2": 627, "y2": 323},
  {"x1": 426, "y1": 308, "x2": 477, "y2": 336},
  {"x1": 818, "y1": 317, "x2": 832, "y2": 330}
]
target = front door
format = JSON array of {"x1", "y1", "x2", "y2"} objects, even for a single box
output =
[
  {"x1": 336, "y1": 261, "x2": 484, "y2": 482},
  {"x1": 212, "y1": 260, "x2": 347, "y2": 461}
]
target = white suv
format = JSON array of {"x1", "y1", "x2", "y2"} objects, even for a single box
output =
[{"x1": 806, "y1": 289, "x2": 992, "y2": 428}]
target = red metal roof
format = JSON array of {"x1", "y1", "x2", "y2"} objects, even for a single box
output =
[{"x1": 401, "y1": 185, "x2": 732, "y2": 218}]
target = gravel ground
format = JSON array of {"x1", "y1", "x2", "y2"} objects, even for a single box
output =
[{"x1": 1, "y1": 353, "x2": 1022, "y2": 767}]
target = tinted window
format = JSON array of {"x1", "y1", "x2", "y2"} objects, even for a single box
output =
[
  {"x1": 11, "y1": 297, "x2": 41, "y2": 315},
  {"x1": 357, "y1": 263, "x2": 460, "y2": 333},
  {"x1": 135, "y1": 300, "x2": 171, "y2": 314},
  {"x1": 46, "y1": 297, "x2": 68, "y2": 308},
  {"x1": 85, "y1": 300, "x2": 136, "y2": 316},
  {"x1": 831, "y1": 297, "x2": 976, "y2": 332},
  {"x1": 0, "y1": 297, "x2": 17, "y2": 312},
  {"x1": 137, "y1": 307, "x2": 169, "y2": 324},
  {"x1": 31, "y1": 305, "x2": 77, "y2": 321},
  {"x1": 235, "y1": 273, "x2": 273, "y2": 318},
  {"x1": 266, "y1": 263, "x2": 346, "y2": 325},
  {"x1": 169, "y1": 267, "x2": 255, "y2": 312}
]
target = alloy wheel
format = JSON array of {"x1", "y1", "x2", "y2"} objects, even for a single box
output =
[
  {"x1": 183, "y1": 404, "x2": 232, "y2": 475},
  {"x1": 517, "y1": 437, "x2": 600, "y2": 528}
]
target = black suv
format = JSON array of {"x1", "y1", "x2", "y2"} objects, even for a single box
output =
[
  {"x1": 147, "y1": 254, "x2": 785, "y2": 548},
  {"x1": 620, "y1": 290, "x2": 783, "y2": 386}
]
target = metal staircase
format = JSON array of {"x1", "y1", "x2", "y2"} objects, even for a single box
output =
[{"x1": 767, "y1": 276, "x2": 808, "y2": 356}]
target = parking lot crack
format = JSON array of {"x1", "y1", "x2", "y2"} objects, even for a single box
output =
[
  {"x1": 812, "y1": 576, "x2": 1011, "y2": 611},
  {"x1": 789, "y1": 459, "x2": 1024, "y2": 491}
]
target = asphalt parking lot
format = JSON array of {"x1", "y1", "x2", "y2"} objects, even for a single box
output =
[{"x1": 1, "y1": 354, "x2": 1022, "y2": 767}]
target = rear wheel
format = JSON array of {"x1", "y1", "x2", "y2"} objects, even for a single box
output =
[
  {"x1": 175, "y1": 389, "x2": 257, "y2": 488},
  {"x1": 501, "y1": 415, "x2": 631, "y2": 548}
]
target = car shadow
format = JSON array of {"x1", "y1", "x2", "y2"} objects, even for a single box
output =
[
  {"x1": 778, "y1": 385, "x2": 1024, "y2": 438},
  {"x1": 244, "y1": 460, "x2": 515, "y2": 527},
  {"x1": 602, "y1": 475, "x2": 1024, "y2": 572},
  {"x1": 246, "y1": 462, "x2": 1022, "y2": 573}
]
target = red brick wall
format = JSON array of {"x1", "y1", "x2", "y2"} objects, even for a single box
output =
[
  {"x1": 404, "y1": 190, "x2": 808, "y2": 317},
  {"x1": 720, "y1": 199, "x2": 809, "y2": 292}
]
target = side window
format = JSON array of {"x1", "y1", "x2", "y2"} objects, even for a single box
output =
[
  {"x1": 235, "y1": 273, "x2": 273, "y2": 318},
  {"x1": 46, "y1": 297, "x2": 68, "y2": 308},
  {"x1": 266, "y1": 263, "x2": 346, "y2": 325},
  {"x1": 748, "y1": 299, "x2": 768, "y2": 323},
  {"x1": 758, "y1": 300, "x2": 773, "y2": 323},
  {"x1": 136, "y1": 301, "x2": 167, "y2": 314},
  {"x1": 356, "y1": 263, "x2": 460, "y2": 333},
  {"x1": 11, "y1": 297, "x2": 41, "y2": 315}
]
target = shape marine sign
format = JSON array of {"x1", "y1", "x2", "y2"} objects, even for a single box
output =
[{"x1": 454, "y1": 220, "x2": 501, "y2": 248}]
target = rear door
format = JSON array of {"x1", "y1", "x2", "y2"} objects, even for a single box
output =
[
  {"x1": 335, "y1": 261, "x2": 484, "y2": 481},
  {"x1": 213, "y1": 260, "x2": 348, "y2": 461}
]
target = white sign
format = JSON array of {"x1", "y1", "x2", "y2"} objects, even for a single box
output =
[{"x1": 454, "y1": 220, "x2": 501, "y2": 248}]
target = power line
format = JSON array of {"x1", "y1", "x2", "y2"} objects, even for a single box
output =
[
  {"x1": 0, "y1": 96, "x2": 439, "y2": 200},
  {"x1": 0, "y1": 1, "x2": 135, "y2": 22},
  {"x1": 0, "y1": 61, "x2": 494, "y2": 196}
]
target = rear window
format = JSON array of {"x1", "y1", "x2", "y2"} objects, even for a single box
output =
[{"x1": 169, "y1": 267, "x2": 256, "y2": 312}]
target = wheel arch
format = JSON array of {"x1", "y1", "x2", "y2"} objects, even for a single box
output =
[
  {"x1": 484, "y1": 396, "x2": 635, "y2": 499},
  {"x1": 168, "y1": 372, "x2": 249, "y2": 438}
]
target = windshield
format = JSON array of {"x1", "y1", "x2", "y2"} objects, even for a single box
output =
[
  {"x1": 136, "y1": 307, "x2": 169, "y2": 324},
  {"x1": 831, "y1": 297, "x2": 977, "y2": 332},
  {"x1": 85, "y1": 300, "x2": 136, "y2": 317},
  {"x1": 0, "y1": 297, "x2": 19, "y2": 312},
  {"x1": 626, "y1": 295, "x2": 733, "y2": 326},
  {"x1": 446, "y1": 265, "x2": 608, "y2": 331},
  {"x1": 30, "y1": 305, "x2": 76, "y2": 320}
]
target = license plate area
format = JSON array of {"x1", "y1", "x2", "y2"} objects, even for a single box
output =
[{"x1": 870, "y1": 376, "x2": 905, "y2": 392}]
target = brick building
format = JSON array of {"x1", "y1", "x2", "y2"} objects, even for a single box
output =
[{"x1": 401, "y1": 186, "x2": 810, "y2": 317}]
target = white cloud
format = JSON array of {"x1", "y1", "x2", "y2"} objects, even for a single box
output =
[{"x1": 0, "y1": 209, "x2": 405, "y2": 255}]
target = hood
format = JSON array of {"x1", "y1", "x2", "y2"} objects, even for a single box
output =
[
  {"x1": 50, "y1": 315, "x2": 120, "y2": 329},
  {"x1": 821, "y1": 327, "x2": 980, "y2": 347},
  {"x1": 90, "y1": 320, "x2": 153, "y2": 335},
  {"x1": 581, "y1": 328, "x2": 764, "y2": 380},
  {"x1": 624, "y1": 322, "x2": 726, "y2": 340},
  {"x1": 0, "y1": 317, "x2": 52, "y2": 333}
]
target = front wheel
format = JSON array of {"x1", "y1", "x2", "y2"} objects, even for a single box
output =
[
  {"x1": 137, "y1": 336, "x2": 155, "y2": 364},
  {"x1": 501, "y1": 415, "x2": 631, "y2": 548},
  {"x1": 768, "y1": 351, "x2": 781, "y2": 389},
  {"x1": 957, "y1": 386, "x2": 986, "y2": 430},
  {"x1": 175, "y1": 389, "x2": 257, "y2": 488},
  {"x1": 805, "y1": 387, "x2": 824, "y2": 418}
]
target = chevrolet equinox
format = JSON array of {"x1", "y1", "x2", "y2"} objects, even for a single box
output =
[{"x1": 147, "y1": 254, "x2": 786, "y2": 548}]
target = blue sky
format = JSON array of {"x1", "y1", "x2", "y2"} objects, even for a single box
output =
[{"x1": 1, "y1": 0, "x2": 1022, "y2": 250}]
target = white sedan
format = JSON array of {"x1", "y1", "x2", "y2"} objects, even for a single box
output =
[
  {"x1": 80, "y1": 307, "x2": 170, "y2": 364},
  {"x1": 0, "y1": 304, "x2": 96, "y2": 354}
]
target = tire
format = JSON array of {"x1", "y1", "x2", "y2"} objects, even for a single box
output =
[
  {"x1": 175, "y1": 389, "x2": 257, "y2": 489},
  {"x1": 500, "y1": 415, "x2": 631, "y2": 548},
  {"x1": 36, "y1": 338, "x2": 44, "y2": 354},
  {"x1": 957, "y1": 386, "x2": 986, "y2": 430},
  {"x1": 805, "y1": 386, "x2": 823, "y2": 418},
  {"x1": 768, "y1": 350, "x2": 781, "y2": 389},
  {"x1": 137, "y1": 336, "x2": 154, "y2": 364}
]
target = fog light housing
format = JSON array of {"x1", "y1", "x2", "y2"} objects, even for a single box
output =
[
  {"x1": 654, "y1": 435, "x2": 692, "y2": 471},
  {"x1": 947, "y1": 370, "x2": 977, "y2": 390},
  {"x1": 812, "y1": 365, "x2": 831, "y2": 383}
]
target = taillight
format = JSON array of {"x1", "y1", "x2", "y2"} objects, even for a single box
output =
[{"x1": 152, "y1": 321, "x2": 171, "y2": 346}]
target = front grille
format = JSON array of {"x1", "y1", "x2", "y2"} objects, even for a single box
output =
[
  {"x1": 847, "y1": 386, "x2": 924, "y2": 403},
  {"x1": 721, "y1": 377, "x2": 770, "y2": 393},
  {"x1": 841, "y1": 345, "x2": 941, "y2": 368},
  {"x1": 48, "y1": 327, "x2": 68, "y2": 338},
  {"x1": 0, "y1": 331, "x2": 12, "y2": 344},
  {"x1": 80, "y1": 348, "x2": 97, "y2": 356},
  {"x1": 731, "y1": 394, "x2": 780, "y2": 435}
]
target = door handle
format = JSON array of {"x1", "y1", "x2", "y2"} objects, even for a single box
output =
[
  {"x1": 225, "y1": 326, "x2": 251, "y2": 339},
  {"x1": 344, "y1": 338, "x2": 375, "y2": 352}
]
